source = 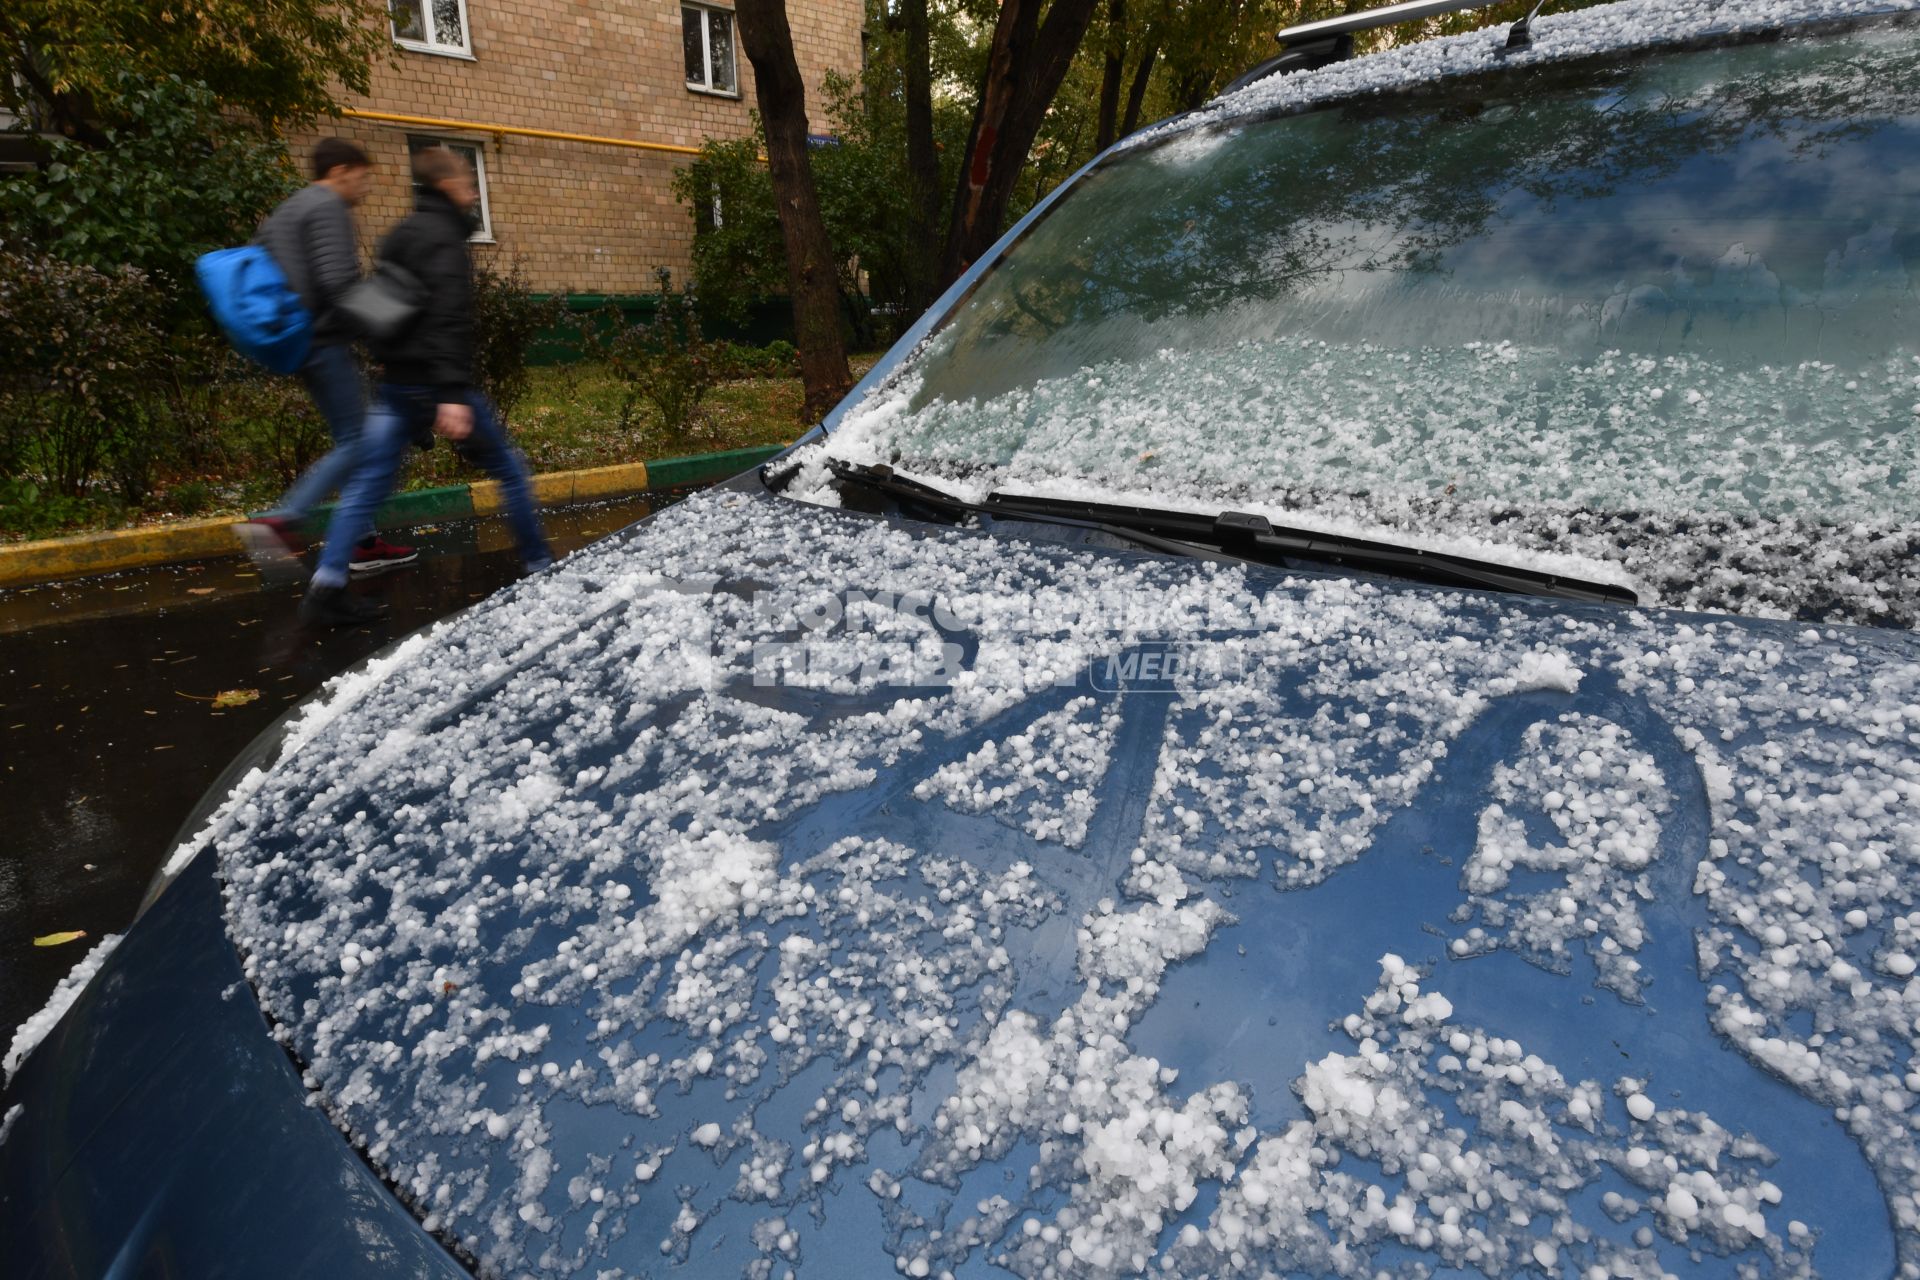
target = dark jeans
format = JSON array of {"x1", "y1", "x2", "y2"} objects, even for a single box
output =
[
  {"x1": 267, "y1": 343, "x2": 365, "y2": 523},
  {"x1": 311, "y1": 386, "x2": 552, "y2": 588}
]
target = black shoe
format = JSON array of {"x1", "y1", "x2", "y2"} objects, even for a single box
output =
[{"x1": 300, "y1": 584, "x2": 388, "y2": 627}]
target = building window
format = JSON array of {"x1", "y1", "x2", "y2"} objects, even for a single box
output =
[
  {"x1": 696, "y1": 184, "x2": 724, "y2": 233},
  {"x1": 407, "y1": 135, "x2": 494, "y2": 243},
  {"x1": 682, "y1": 5, "x2": 737, "y2": 96},
  {"x1": 391, "y1": 0, "x2": 471, "y2": 57}
]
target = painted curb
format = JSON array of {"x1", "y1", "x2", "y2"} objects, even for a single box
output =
[
  {"x1": 0, "y1": 517, "x2": 241, "y2": 589},
  {"x1": 0, "y1": 444, "x2": 787, "y2": 590}
]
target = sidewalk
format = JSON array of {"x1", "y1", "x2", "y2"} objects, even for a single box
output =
[{"x1": 0, "y1": 445, "x2": 784, "y2": 590}]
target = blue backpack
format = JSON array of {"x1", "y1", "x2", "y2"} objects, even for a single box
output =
[{"x1": 194, "y1": 246, "x2": 311, "y2": 374}]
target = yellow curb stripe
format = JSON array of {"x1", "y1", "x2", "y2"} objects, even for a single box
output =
[
  {"x1": 469, "y1": 481, "x2": 507, "y2": 518},
  {"x1": 568, "y1": 461, "x2": 651, "y2": 502},
  {"x1": 0, "y1": 518, "x2": 241, "y2": 590}
]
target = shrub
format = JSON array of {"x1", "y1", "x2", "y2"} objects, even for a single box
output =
[
  {"x1": 585, "y1": 269, "x2": 719, "y2": 439},
  {"x1": 670, "y1": 134, "x2": 786, "y2": 328},
  {"x1": 168, "y1": 479, "x2": 217, "y2": 516},
  {"x1": 216, "y1": 367, "x2": 330, "y2": 488},
  {"x1": 763, "y1": 339, "x2": 799, "y2": 375},
  {"x1": 150, "y1": 335, "x2": 245, "y2": 475},
  {"x1": 714, "y1": 339, "x2": 800, "y2": 380},
  {"x1": 99, "y1": 399, "x2": 172, "y2": 505},
  {"x1": 474, "y1": 258, "x2": 570, "y2": 424},
  {"x1": 241, "y1": 386, "x2": 329, "y2": 488},
  {"x1": 0, "y1": 249, "x2": 167, "y2": 499},
  {"x1": 0, "y1": 477, "x2": 113, "y2": 539}
]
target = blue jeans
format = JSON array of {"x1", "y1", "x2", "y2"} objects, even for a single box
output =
[
  {"x1": 267, "y1": 343, "x2": 365, "y2": 523},
  {"x1": 311, "y1": 386, "x2": 553, "y2": 588}
]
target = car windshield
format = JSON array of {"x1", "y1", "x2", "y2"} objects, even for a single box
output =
[{"x1": 807, "y1": 18, "x2": 1920, "y2": 627}]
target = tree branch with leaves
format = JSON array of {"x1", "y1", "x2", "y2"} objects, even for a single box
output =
[{"x1": 1, "y1": 0, "x2": 387, "y2": 139}]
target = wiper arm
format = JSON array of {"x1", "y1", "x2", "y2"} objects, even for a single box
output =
[
  {"x1": 829, "y1": 462, "x2": 1636, "y2": 607},
  {"x1": 828, "y1": 460, "x2": 976, "y2": 519},
  {"x1": 829, "y1": 461, "x2": 1247, "y2": 564}
]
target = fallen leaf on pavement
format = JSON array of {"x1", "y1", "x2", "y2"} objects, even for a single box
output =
[
  {"x1": 33, "y1": 930, "x2": 86, "y2": 947},
  {"x1": 213, "y1": 688, "x2": 261, "y2": 709}
]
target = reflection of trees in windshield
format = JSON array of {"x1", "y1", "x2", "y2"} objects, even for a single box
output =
[{"x1": 915, "y1": 23, "x2": 1920, "y2": 407}]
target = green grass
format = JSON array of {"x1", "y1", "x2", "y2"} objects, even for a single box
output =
[
  {"x1": 402, "y1": 360, "x2": 869, "y2": 489},
  {"x1": 2, "y1": 356, "x2": 880, "y2": 542}
]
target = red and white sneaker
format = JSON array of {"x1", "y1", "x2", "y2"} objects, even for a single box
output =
[
  {"x1": 233, "y1": 516, "x2": 306, "y2": 568},
  {"x1": 349, "y1": 536, "x2": 419, "y2": 574}
]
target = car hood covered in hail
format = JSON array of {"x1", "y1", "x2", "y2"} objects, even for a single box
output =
[{"x1": 149, "y1": 486, "x2": 1920, "y2": 1279}]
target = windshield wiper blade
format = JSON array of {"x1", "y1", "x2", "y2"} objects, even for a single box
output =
[
  {"x1": 828, "y1": 462, "x2": 1635, "y2": 607},
  {"x1": 982, "y1": 491, "x2": 1638, "y2": 607}
]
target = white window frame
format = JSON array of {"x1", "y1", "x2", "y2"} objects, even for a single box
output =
[
  {"x1": 407, "y1": 134, "x2": 494, "y2": 244},
  {"x1": 683, "y1": 4, "x2": 739, "y2": 98},
  {"x1": 391, "y1": 0, "x2": 474, "y2": 59}
]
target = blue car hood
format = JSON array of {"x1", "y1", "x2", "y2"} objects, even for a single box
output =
[{"x1": 170, "y1": 488, "x2": 1920, "y2": 1277}]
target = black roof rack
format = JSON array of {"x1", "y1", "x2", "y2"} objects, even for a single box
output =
[{"x1": 1221, "y1": 0, "x2": 1541, "y2": 96}]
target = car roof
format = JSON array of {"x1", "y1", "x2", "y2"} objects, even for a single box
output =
[{"x1": 1124, "y1": 0, "x2": 1920, "y2": 155}]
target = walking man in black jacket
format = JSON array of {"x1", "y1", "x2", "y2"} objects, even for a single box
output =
[{"x1": 301, "y1": 147, "x2": 553, "y2": 626}]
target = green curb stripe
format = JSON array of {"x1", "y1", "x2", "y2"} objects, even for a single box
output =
[
  {"x1": 645, "y1": 444, "x2": 785, "y2": 489},
  {"x1": 378, "y1": 484, "x2": 477, "y2": 526},
  {"x1": 297, "y1": 483, "x2": 475, "y2": 532}
]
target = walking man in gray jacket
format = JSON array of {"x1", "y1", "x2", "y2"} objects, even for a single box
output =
[{"x1": 238, "y1": 138, "x2": 416, "y2": 574}]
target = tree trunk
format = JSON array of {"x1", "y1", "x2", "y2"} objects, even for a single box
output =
[
  {"x1": 900, "y1": 0, "x2": 942, "y2": 313},
  {"x1": 733, "y1": 0, "x2": 852, "y2": 421},
  {"x1": 1121, "y1": 38, "x2": 1159, "y2": 136},
  {"x1": 938, "y1": 0, "x2": 1102, "y2": 287},
  {"x1": 1174, "y1": 67, "x2": 1213, "y2": 112},
  {"x1": 1094, "y1": 0, "x2": 1126, "y2": 153}
]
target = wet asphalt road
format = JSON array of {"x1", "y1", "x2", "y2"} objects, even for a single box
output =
[{"x1": 0, "y1": 494, "x2": 677, "y2": 1038}]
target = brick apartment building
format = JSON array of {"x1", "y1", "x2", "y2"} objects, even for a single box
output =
[{"x1": 302, "y1": 0, "x2": 867, "y2": 297}]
